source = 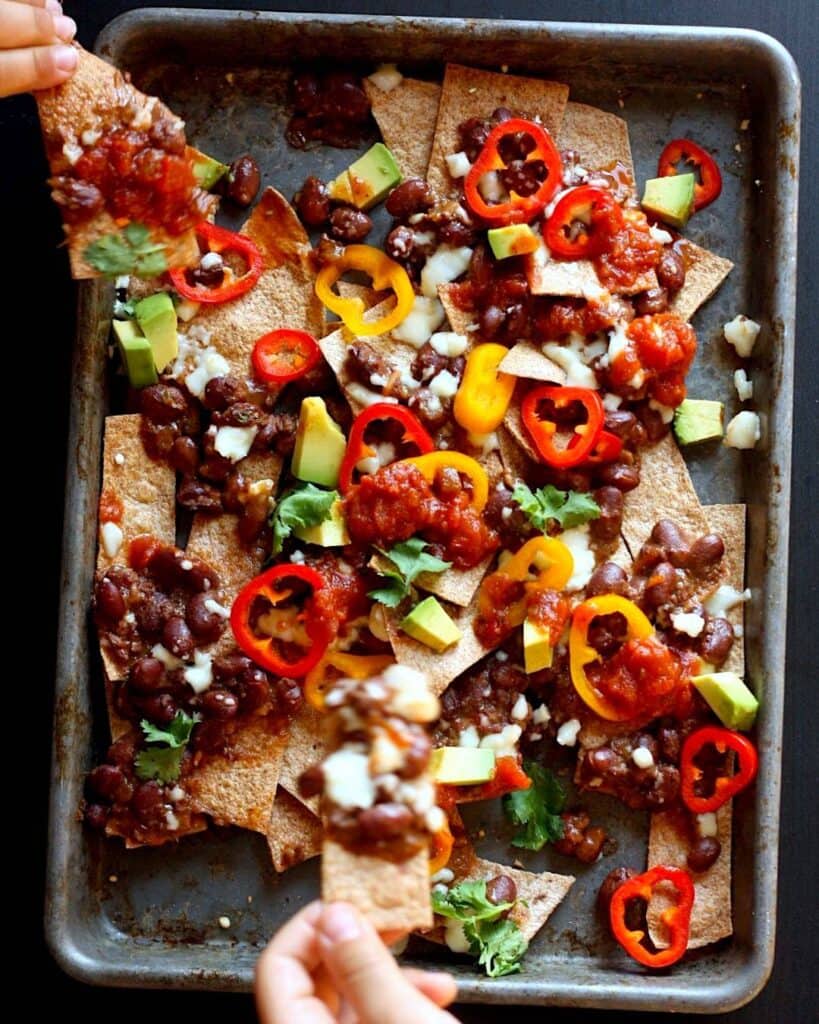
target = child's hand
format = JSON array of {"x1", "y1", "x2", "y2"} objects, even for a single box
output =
[{"x1": 0, "y1": 0, "x2": 77, "y2": 99}]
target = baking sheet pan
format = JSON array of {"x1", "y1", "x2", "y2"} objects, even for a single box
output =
[{"x1": 45, "y1": 10, "x2": 800, "y2": 1011}]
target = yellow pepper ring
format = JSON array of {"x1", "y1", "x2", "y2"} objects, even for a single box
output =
[
  {"x1": 569, "y1": 594, "x2": 654, "y2": 721},
  {"x1": 304, "y1": 651, "x2": 394, "y2": 710},
  {"x1": 402, "y1": 451, "x2": 490, "y2": 512},
  {"x1": 453, "y1": 343, "x2": 517, "y2": 435},
  {"x1": 501, "y1": 536, "x2": 574, "y2": 591},
  {"x1": 314, "y1": 244, "x2": 415, "y2": 337}
]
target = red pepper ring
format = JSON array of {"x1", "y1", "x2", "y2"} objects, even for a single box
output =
[
  {"x1": 521, "y1": 385, "x2": 605, "y2": 468},
  {"x1": 609, "y1": 865, "x2": 694, "y2": 968},
  {"x1": 230, "y1": 564, "x2": 329, "y2": 678},
  {"x1": 680, "y1": 726, "x2": 758, "y2": 814},
  {"x1": 658, "y1": 138, "x2": 722, "y2": 212},
  {"x1": 338, "y1": 402, "x2": 435, "y2": 493},
  {"x1": 252, "y1": 329, "x2": 321, "y2": 385},
  {"x1": 464, "y1": 117, "x2": 563, "y2": 226},
  {"x1": 169, "y1": 221, "x2": 264, "y2": 304},
  {"x1": 567, "y1": 428, "x2": 623, "y2": 465},
  {"x1": 544, "y1": 186, "x2": 624, "y2": 259}
]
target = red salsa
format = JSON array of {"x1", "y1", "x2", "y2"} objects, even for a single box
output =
[
  {"x1": 586, "y1": 634, "x2": 692, "y2": 723},
  {"x1": 595, "y1": 209, "x2": 662, "y2": 291},
  {"x1": 609, "y1": 312, "x2": 697, "y2": 408}
]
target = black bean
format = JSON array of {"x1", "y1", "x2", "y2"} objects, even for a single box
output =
[
  {"x1": 202, "y1": 689, "x2": 239, "y2": 720},
  {"x1": 586, "y1": 562, "x2": 629, "y2": 597},
  {"x1": 87, "y1": 764, "x2": 129, "y2": 803},
  {"x1": 237, "y1": 667, "x2": 271, "y2": 713},
  {"x1": 329, "y1": 206, "x2": 372, "y2": 243},
  {"x1": 162, "y1": 615, "x2": 194, "y2": 658},
  {"x1": 295, "y1": 176, "x2": 331, "y2": 226},
  {"x1": 688, "y1": 836, "x2": 721, "y2": 872},
  {"x1": 129, "y1": 657, "x2": 166, "y2": 694},
  {"x1": 135, "y1": 693, "x2": 178, "y2": 725},
  {"x1": 385, "y1": 177, "x2": 433, "y2": 220},
  {"x1": 224, "y1": 155, "x2": 260, "y2": 207},
  {"x1": 213, "y1": 652, "x2": 253, "y2": 681},
  {"x1": 486, "y1": 874, "x2": 517, "y2": 906},
  {"x1": 358, "y1": 802, "x2": 414, "y2": 840},
  {"x1": 132, "y1": 780, "x2": 166, "y2": 826}
]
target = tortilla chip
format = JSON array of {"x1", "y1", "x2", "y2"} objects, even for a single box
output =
[
  {"x1": 556, "y1": 101, "x2": 635, "y2": 192},
  {"x1": 527, "y1": 239, "x2": 657, "y2": 298},
  {"x1": 499, "y1": 341, "x2": 566, "y2": 383},
  {"x1": 670, "y1": 242, "x2": 734, "y2": 322},
  {"x1": 364, "y1": 78, "x2": 442, "y2": 180},
  {"x1": 497, "y1": 423, "x2": 534, "y2": 485},
  {"x1": 187, "y1": 719, "x2": 287, "y2": 833},
  {"x1": 438, "y1": 282, "x2": 476, "y2": 335},
  {"x1": 503, "y1": 386, "x2": 542, "y2": 464},
  {"x1": 192, "y1": 188, "x2": 322, "y2": 379},
  {"x1": 36, "y1": 45, "x2": 207, "y2": 279},
  {"x1": 322, "y1": 839, "x2": 432, "y2": 933},
  {"x1": 647, "y1": 802, "x2": 732, "y2": 949},
  {"x1": 266, "y1": 788, "x2": 323, "y2": 872},
  {"x1": 426, "y1": 65, "x2": 569, "y2": 199},
  {"x1": 279, "y1": 705, "x2": 332, "y2": 814},
  {"x1": 705, "y1": 504, "x2": 747, "y2": 675},
  {"x1": 386, "y1": 595, "x2": 489, "y2": 696}
]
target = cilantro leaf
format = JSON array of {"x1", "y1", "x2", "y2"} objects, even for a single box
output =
[
  {"x1": 464, "y1": 916, "x2": 528, "y2": 977},
  {"x1": 503, "y1": 760, "x2": 566, "y2": 851},
  {"x1": 84, "y1": 222, "x2": 169, "y2": 279},
  {"x1": 134, "y1": 711, "x2": 200, "y2": 783},
  {"x1": 368, "y1": 537, "x2": 451, "y2": 607},
  {"x1": 512, "y1": 482, "x2": 600, "y2": 531},
  {"x1": 432, "y1": 880, "x2": 512, "y2": 923},
  {"x1": 270, "y1": 484, "x2": 339, "y2": 555}
]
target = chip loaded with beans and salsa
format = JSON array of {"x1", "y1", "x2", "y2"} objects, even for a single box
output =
[{"x1": 44, "y1": 47, "x2": 764, "y2": 977}]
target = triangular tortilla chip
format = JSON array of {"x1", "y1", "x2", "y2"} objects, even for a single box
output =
[
  {"x1": 556, "y1": 101, "x2": 635, "y2": 194},
  {"x1": 499, "y1": 341, "x2": 566, "y2": 383},
  {"x1": 279, "y1": 704, "x2": 332, "y2": 814},
  {"x1": 503, "y1": 386, "x2": 543, "y2": 464},
  {"x1": 267, "y1": 788, "x2": 323, "y2": 872},
  {"x1": 438, "y1": 282, "x2": 476, "y2": 337},
  {"x1": 670, "y1": 242, "x2": 734, "y2": 322},
  {"x1": 426, "y1": 65, "x2": 569, "y2": 199},
  {"x1": 647, "y1": 802, "x2": 732, "y2": 949},
  {"x1": 364, "y1": 77, "x2": 442, "y2": 180},
  {"x1": 36, "y1": 45, "x2": 208, "y2": 279},
  {"x1": 704, "y1": 504, "x2": 747, "y2": 675}
]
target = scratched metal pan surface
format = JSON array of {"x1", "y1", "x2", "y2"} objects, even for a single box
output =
[{"x1": 45, "y1": 10, "x2": 799, "y2": 1011}]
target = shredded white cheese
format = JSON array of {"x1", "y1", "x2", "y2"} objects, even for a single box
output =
[
  {"x1": 723, "y1": 315, "x2": 761, "y2": 358},
  {"x1": 734, "y1": 368, "x2": 754, "y2": 401},
  {"x1": 696, "y1": 812, "x2": 719, "y2": 838},
  {"x1": 458, "y1": 725, "x2": 480, "y2": 748},
  {"x1": 479, "y1": 724, "x2": 522, "y2": 758},
  {"x1": 323, "y1": 747, "x2": 376, "y2": 809},
  {"x1": 724, "y1": 410, "x2": 761, "y2": 449},
  {"x1": 367, "y1": 63, "x2": 403, "y2": 92},
  {"x1": 420, "y1": 246, "x2": 473, "y2": 298},
  {"x1": 100, "y1": 522, "x2": 123, "y2": 559},
  {"x1": 151, "y1": 644, "x2": 183, "y2": 669},
  {"x1": 382, "y1": 664, "x2": 440, "y2": 723},
  {"x1": 632, "y1": 746, "x2": 655, "y2": 769},
  {"x1": 430, "y1": 331, "x2": 468, "y2": 357},
  {"x1": 560, "y1": 525, "x2": 594, "y2": 592},
  {"x1": 670, "y1": 611, "x2": 706, "y2": 637},
  {"x1": 429, "y1": 369, "x2": 460, "y2": 399},
  {"x1": 184, "y1": 650, "x2": 214, "y2": 694},
  {"x1": 556, "y1": 718, "x2": 582, "y2": 747},
  {"x1": 543, "y1": 333, "x2": 601, "y2": 389},
  {"x1": 511, "y1": 694, "x2": 529, "y2": 721},
  {"x1": 445, "y1": 151, "x2": 472, "y2": 178},
  {"x1": 214, "y1": 425, "x2": 257, "y2": 463},
  {"x1": 391, "y1": 295, "x2": 446, "y2": 348},
  {"x1": 532, "y1": 704, "x2": 551, "y2": 726},
  {"x1": 704, "y1": 585, "x2": 752, "y2": 617}
]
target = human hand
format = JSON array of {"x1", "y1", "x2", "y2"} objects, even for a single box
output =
[
  {"x1": 256, "y1": 901, "x2": 459, "y2": 1024},
  {"x1": 0, "y1": 0, "x2": 77, "y2": 98}
]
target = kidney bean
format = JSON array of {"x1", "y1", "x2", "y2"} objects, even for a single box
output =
[
  {"x1": 168, "y1": 435, "x2": 200, "y2": 475},
  {"x1": 358, "y1": 802, "x2": 414, "y2": 840},
  {"x1": 185, "y1": 560, "x2": 220, "y2": 594},
  {"x1": 634, "y1": 287, "x2": 669, "y2": 316},
  {"x1": 203, "y1": 375, "x2": 249, "y2": 412},
  {"x1": 275, "y1": 678, "x2": 304, "y2": 716},
  {"x1": 191, "y1": 262, "x2": 225, "y2": 289},
  {"x1": 237, "y1": 667, "x2": 271, "y2": 713},
  {"x1": 576, "y1": 826, "x2": 607, "y2": 863},
  {"x1": 688, "y1": 835, "x2": 721, "y2": 872},
  {"x1": 587, "y1": 611, "x2": 628, "y2": 657},
  {"x1": 500, "y1": 158, "x2": 545, "y2": 197},
  {"x1": 144, "y1": 546, "x2": 186, "y2": 589},
  {"x1": 202, "y1": 689, "x2": 239, "y2": 720},
  {"x1": 132, "y1": 780, "x2": 167, "y2": 827},
  {"x1": 386, "y1": 177, "x2": 433, "y2": 220},
  {"x1": 398, "y1": 733, "x2": 432, "y2": 779},
  {"x1": 149, "y1": 116, "x2": 186, "y2": 155},
  {"x1": 190, "y1": 719, "x2": 228, "y2": 755},
  {"x1": 52, "y1": 177, "x2": 104, "y2": 224},
  {"x1": 298, "y1": 764, "x2": 325, "y2": 799},
  {"x1": 598, "y1": 867, "x2": 642, "y2": 930},
  {"x1": 688, "y1": 534, "x2": 725, "y2": 572},
  {"x1": 698, "y1": 616, "x2": 734, "y2": 666},
  {"x1": 643, "y1": 561, "x2": 678, "y2": 610},
  {"x1": 586, "y1": 746, "x2": 622, "y2": 776},
  {"x1": 656, "y1": 247, "x2": 686, "y2": 293},
  {"x1": 224, "y1": 154, "x2": 260, "y2": 206},
  {"x1": 96, "y1": 576, "x2": 126, "y2": 622},
  {"x1": 162, "y1": 616, "x2": 194, "y2": 658},
  {"x1": 329, "y1": 206, "x2": 372, "y2": 243},
  {"x1": 87, "y1": 764, "x2": 131, "y2": 803},
  {"x1": 141, "y1": 383, "x2": 190, "y2": 425},
  {"x1": 84, "y1": 803, "x2": 109, "y2": 830},
  {"x1": 479, "y1": 303, "x2": 505, "y2": 338},
  {"x1": 133, "y1": 591, "x2": 172, "y2": 639},
  {"x1": 185, "y1": 591, "x2": 225, "y2": 644},
  {"x1": 591, "y1": 486, "x2": 624, "y2": 542},
  {"x1": 294, "y1": 175, "x2": 331, "y2": 226},
  {"x1": 656, "y1": 725, "x2": 681, "y2": 762},
  {"x1": 597, "y1": 461, "x2": 640, "y2": 492},
  {"x1": 384, "y1": 225, "x2": 420, "y2": 266},
  {"x1": 586, "y1": 562, "x2": 629, "y2": 597},
  {"x1": 458, "y1": 117, "x2": 492, "y2": 161},
  {"x1": 177, "y1": 476, "x2": 223, "y2": 513},
  {"x1": 497, "y1": 129, "x2": 537, "y2": 164},
  {"x1": 213, "y1": 652, "x2": 253, "y2": 681},
  {"x1": 136, "y1": 692, "x2": 178, "y2": 725},
  {"x1": 107, "y1": 735, "x2": 138, "y2": 769},
  {"x1": 486, "y1": 874, "x2": 518, "y2": 907},
  {"x1": 645, "y1": 764, "x2": 680, "y2": 808},
  {"x1": 651, "y1": 519, "x2": 691, "y2": 568},
  {"x1": 603, "y1": 409, "x2": 639, "y2": 440},
  {"x1": 130, "y1": 657, "x2": 166, "y2": 694}
]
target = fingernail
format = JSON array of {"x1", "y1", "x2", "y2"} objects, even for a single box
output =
[
  {"x1": 54, "y1": 15, "x2": 77, "y2": 41},
  {"x1": 320, "y1": 903, "x2": 361, "y2": 943},
  {"x1": 46, "y1": 0, "x2": 62, "y2": 13},
  {"x1": 54, "y1": 44, "x2": 78, "y2": 72}
]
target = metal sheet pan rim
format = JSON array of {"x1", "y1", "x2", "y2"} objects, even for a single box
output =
[{"x1": 46, "y1": 10, "x2": 800, "y2": 1011}]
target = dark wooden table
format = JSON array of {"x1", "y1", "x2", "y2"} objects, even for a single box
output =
[{"x1": 14, "y1": 1, "x2": 816, "y2": 1020}]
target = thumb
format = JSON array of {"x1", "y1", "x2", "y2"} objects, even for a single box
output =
[{"x1": 317, "y1": 903, "x2": 457, "y2": 1024}]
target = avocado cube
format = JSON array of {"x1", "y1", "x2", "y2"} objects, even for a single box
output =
[
  {"x1": 641, "y1": 173, "x2": 696, "y2": 229},
  {"x1": 673, "y1": 399, "x2": 724, "y2": 446},
  {"x1": 429, "y1": 746, "x2": 496, "y2": 785},
  {"x1": 523, "y1": 618, "x2": 554, "y2": 674},
  {"x1": 400, "y1": 596, "x2": 462, "y2": 652},
  {"x1": 134, "y1": 292, "x2": 178, "y2": 372},
  {"x1": 328, "y1": 143, "x2": 402, "y2": 211},
  {"x1": 112, "y1": 319, "x2": 157, "y2": 388},
  {"x1": 291, "y1": 397, "x2": 347, "y2": 488},
  {"x1": 692, "y1": 672, "x2": 759, "y2": 731},
  {"x1": 293, "y1": 499, "x2": 351, "y2": 547},
  {"x1": 190, "y1": 149, "x2": 229, "y2": 191},
  {"x1": 488, "y1": 224, "x2": 539, "y2": 260}
]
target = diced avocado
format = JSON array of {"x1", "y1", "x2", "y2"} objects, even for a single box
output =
[
  {"x1": 328, "y1": 143, "x2": 402, "y2": 211},
  {"x1": 293, "y1": 499, "x2": 351, "y2": 547},
  {"x1": 400, "y1": 596, "x2": 462, "y2": 652},
  {"x1": 641, "y1": 173, "x2": 696, "y2": 228},
  {"x1": 191, "y1": 150, "x2": 229, "y2": 191},
  {"x1": 692, "y1": 672, "x2": 759, "y2": 731},
  {"x1": 673, "y1": 399, "x2": 724, "y2": 445},
  {"x1": 291, "y1": 397, "x2": 347, "y2": 488},
  {"x1": 488, "y1": 224, "x2": 539, "y2": 260},
  {"x1": 112, "y1": 319, "x2": 157, "y2": 388},
  {"x1": 523, "y1": 618, "x2": 553, "y2": 674},
  {"x1": 429, "y1": 747, "x2": 496, "y2": 785},
  {"x1": 134, "y1": 292, "x2": 178, "y2": 372}
]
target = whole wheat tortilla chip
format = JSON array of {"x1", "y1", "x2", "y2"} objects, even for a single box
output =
[
  {"x1": 556, "y1": 101, "x2": 635, "y2": 192},
  {"x1": 503, "y1": 387, "x2": 543, "y2": 464},
  {"x1": 323, "y1": 839, "x2": 432, "y2": 933},
  {"x1": 187, "y1": 719, "x2": 287, "y2": 833},
  {"x1": 438, "y1": 282, "x2": 476, "y2": 337},
  {"x1": 647, "y1": 802, "x2": 732, "y2": 949},
  {"x1": 670, "y1": 242, "x2": 734, "y2": 322},
  {"x1": 279, "y1": 705, "x2": 332, "y2": 814},
  {"x1": 36, "y1": 45, "x2": 208, "y2": 279},
  {"x1": 266, "y1": 788, "x2": 323, "y2": 872},
  {"x1": 427, "y1": 65, "x2": 568, "y2": 199},
  {"x1": 416, "y1": 557, "x2": 492, "y2": 608},
  {"x1": 364, "y1": 77, "x2": 442, "y2": 180},
  {"x1": 499, "y1": 341, "x2": 566, "y2": 383},
  {"x1": 527, "y1": 239, "x2": 657, "y2": 298},
  {"x1": 705, "y1": 504, "x2": 747, "y2": 674}
]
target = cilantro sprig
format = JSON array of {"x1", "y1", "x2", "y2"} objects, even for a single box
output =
[
  {"x1": 84, "y1": 222, "x2": 169, "y2": 279},
  {"x1": 432, "y1": 880, "x2": 528, "y2": 978},
  {"x1": 368, "y1": 537, "x2": 451, "y2": 608},
  {"x1": 270, "y1": 484, "x2": 339, "y2": 556},
  {"x1": 512, "y1": 482, "x2": 600, "y2": 532},
  {"x1": 134, "y1": 710, "x2": 200, "y2": 783},
  {"x1": 503, "y1": 760, "x2": 566, "y2": 851}
]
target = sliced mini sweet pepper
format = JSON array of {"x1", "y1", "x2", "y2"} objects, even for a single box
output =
[
  {"x1": 401, "y1": 451, "x2": 489, "y2": 512},
  {"x1": 314, "y1": 244, "x2": 414, "y2": 336},
  {"x1": 453, "y1": 343, "x2": 516, "y2": 435},
  {"x1": 338, "y1": 403, "x2": 435, "y2": 494},
  {"x1": 169, "y1": 221, "x2": 263, "y2": 304},
  {"x1": 428, "y1": 815, "x2": 455, "y2": 875},
  {"x1": 252, "y1": 329, "x2": 321, "y2": 385},
  {"x1": 521, "y1": 385, "x2": 605, "y2": 468},
  {"x1": 464, "y1": 117, "x2": 563, "y2": 225},
  {"x1": 658, "y1": 138, "x2": 722, "y2": 212},
  {"x1": 230, "y1": 564, "x2": 329, "y2": 678},
  {"x1": 680, "y1": 725, "x2": 758, "y2": 814},
  {"x1": 303, "y1": 651, "x2": 394, "y2": 711},
  {"x1": 544, "y1": 185, "x2": 623, "y2": 259},
  {"x1": 609, "y1": 865, "x2": 694, "y2": 968},
  {"x1": 569, "y1": 594, "x2": 654, "y2": 721}
]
